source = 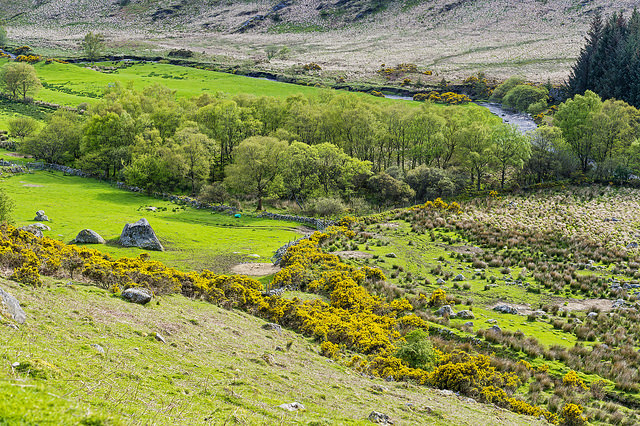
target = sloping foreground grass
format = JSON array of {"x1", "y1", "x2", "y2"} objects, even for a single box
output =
[
  {"x1": 0, "y1": 277, "x2": 546, "y2": 425},
  {"x1": 4, "y1": 171, "x2": 300, "y2": 272}
]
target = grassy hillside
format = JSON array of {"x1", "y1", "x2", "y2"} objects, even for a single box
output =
[
  {"x1": 2, "y1": 0, "x2": 639, "y2": 82},
  {"x1": 0, "y1": 276, "x2": 546, "y2": 425}
]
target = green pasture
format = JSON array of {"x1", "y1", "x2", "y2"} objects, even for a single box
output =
[
  {"x1": 18, "y1": 59, "x2": 421, "y2": 107},
  {"x1": 3, "y1": 170, "x2": 301, "y2": 273}
]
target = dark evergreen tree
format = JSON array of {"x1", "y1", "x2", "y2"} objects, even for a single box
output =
[
  {"x1": 567, "y1": 9, "x2": 640, "y2": 108},
  {"x1": 567, "y1": 12, "x2": 603, "y2": 97}
]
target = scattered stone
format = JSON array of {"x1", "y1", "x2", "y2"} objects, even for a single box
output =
[
  {"x1": 368, "y1": 411, "x2": 393, "y2": 424},
  {"x1": 72, "y1": 229, "x2": 106, "y2": 244},
  {"x1": 587, "y1": 312, "x2": 598, "y2": 318},
  {"x1": 154, "y1": 333, "x2": 166, "y2": 344},
  {"x1": 438, "y1": 389, "x2": 454, "y2": 397},
  {"x1": 34, "y1": 210, "x2": 49, "y2": 221},
  {"x1": 487, "y1": 319, "x2": 497, "y2": 324},
  {"x1": 385, "y1": 253, "x2": 397, "y2": 258},
  {"x1": 247, "y1": 254, "x2": 260, "y2": 258},
  {"x1": 455, "y1": 310, "x2": 475, "y2": 320},
  {"x1": 262, "y1": 353, "x2": 275, "y2": 365},
  {"x1": 493, "y1": 305, "x2": 518, "y2": 315},
  {"x1": 90, "y1": 344, "x2": 105, "y2": 354},
  {"x1": 278, "y1": 402, "x2": 305, "y2": 411},
  {"x1": 489, "y1": 325, "x2": 502, "y2": 333},
  {"x1": 371, "y1": 384, "x2": 389, "y2": 393},
  {"x1": 531, "y1": 310, "x2": 547, "y2": 318},
  {"x1": 627, "y1": 242, "x2": 638, "y2": 249},
  {"x1": 121, "y1": 287, "x2": 152, "y2": 305},
  {"x1": 119, "y1": 218, "x2": 164, "y2": 251},
  {"x1": 453, "y1": 274, "x2": 465, "y2": 281},
  {"x1": 145, "y1": 206, "x2": 157, "y2": 212},
  {"x1": 262, "y1": 322, "x2": 282, "y2": 335},
  {"x1": 436, "y1": 278, "x2": 446, "y2": 284},
  {"x1": 436, "y1": 305, "x2": 454, "y2": 317},
  {"x1": 18, "y1": 225, "x2": 43, "y2": 238},
  {"x1": 0, "y1": 287, "x2": 26, "y2": 324},
  {"x1": 31, "y1": 223, "x2": 51, "y2": 231},
  {"x1": 463, "y1": 321, "x2": 474, "y2": 328}
]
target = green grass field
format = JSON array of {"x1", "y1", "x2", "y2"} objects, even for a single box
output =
[
  {"x1": 3, "y1": 170, "x2": 301, "y2": 273},
  {"x1": 23, "y1": 59, "x2": 417, "y2": 108}
]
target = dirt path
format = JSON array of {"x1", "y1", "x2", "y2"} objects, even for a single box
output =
[{"x1": 231, "y1": 262, "x2": 281, "y2": 277}]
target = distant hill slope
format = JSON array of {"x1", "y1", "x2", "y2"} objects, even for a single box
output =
[{"x1": 1, "y1": 0, "x2": 638, "y2": 81}]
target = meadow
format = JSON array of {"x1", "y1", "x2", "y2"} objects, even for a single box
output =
[
  {"x1": 25, "y1": 59, "x2": 417, "y2": 108},
  {"x1": 3, "y1": 170, "x2": 301, "y2": 273}
]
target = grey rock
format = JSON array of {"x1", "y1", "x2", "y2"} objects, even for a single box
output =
[
  {"x1": 34, "y1": 210, "x2": 49, "y2": 221},
  {"x1": 455, "y1": 310, "x2": 475, "y2": 320},
  {"x1": 72, "y1": 229, "x2": 106, "y2": 244},
  {"x1": 119, "y1": 218, "x2": 164, "y2": 251},
  {"x1": 627, "y1": 242, "x2": 639, "y2": 249},
  {"x1": 487, "y1": 319, "x2": 497, "y2": 324},
  {"x1": 0, "y1": 287, "x2": 26, "y2": 324},
  {"x1": 368, "y1": 411, "x2": 393, "y2": 424},
  {"x1": 436, "y1": 278, "x2": 446, "y2": 284},
  {"x1": 262, "y1": 322, "x2": 282, "y2": 335},
  {"x1": 493, "y1": 305, "x2": 518, "y2": 315},
  {"x1": 385, "y1": 253, "x2": 397, "y2": 258},
  {"x1": 18, "y1": 225, "x2": 43, "y2": 238},
  {"x1": 145, "y1": 206, "x2": 157, "y2": 212},
  {"x1": 371, "y1": 384, "x2": 389, "y2": 393},
  {"x1": 31, "y1": 223, "x2": 51, "y2": 231},
  {"x1": 587, "y1": 312, "x2": 598, "y2": 318},
  {"x1": 436, "y1": 305, "x2": 454, "y2": 317},
  {"x1": 247, "y1": 254, "x2": 260, "y2": 258},
  {"x1": 453, "y1": 274, "x2": 465, "y2": 281},
  {"x1": 278, "y1": 402, "x2": 305, "y2": 411},
  {"x1": 121, "y1": 287, "x2": 152, "y2": 305},
  {"x1": 531, "y1": 310, "x2": 547, "y2": 318},
  {"x1": 464, "y1": 321, "x2": 474, "y2": 327},
  {"x1": 90, "y1": 343, "x2": 105, "y2": 354},
  {"x1": 154, "y1": 332, "x2": 166, "y2": 344},
  {"x1": 489, "y1": 325, "x2": 502, "y2": 333}
]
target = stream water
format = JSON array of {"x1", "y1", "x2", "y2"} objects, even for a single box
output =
[{"x1": 382, "y1": 95, "x2": 537, "y2": 134}]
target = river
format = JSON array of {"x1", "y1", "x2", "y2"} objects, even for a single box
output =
[{"x1": 383, "y1": 95, "x2": 537, "y2": 134}]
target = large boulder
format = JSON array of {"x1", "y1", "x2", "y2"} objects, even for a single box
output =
[
  {"x1": 34, "y1": 210, "x2": 49, "y2": 221},
  {"x1": 121, "y1": 287, "x2": 152, "y2": 304},
  {"x1": 436, "y1": 304, "x2": 454, "y2": 317},
  {"x1": 0, "y1": 286, "x2": 26, "y2": 324},
  {"x1": 119, "y1": 218, "x2": 163, "y2": 251},
  {"x1": 493, "y1": 305, "x2": 519, "y2": 315},
  {"x1": 19, "y1": 225, "x2": 43, "y2": 238},
  {"x1": 455, "y1": 310, "x2": 475, "y2": 320},
  {"x1": 72, "y1": 229, "x2": 105, "y2": 244}
]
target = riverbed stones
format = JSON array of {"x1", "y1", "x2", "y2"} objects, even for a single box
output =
[
  {"x1": 119, "y1": 218, "x2": 163, "y2": 251},
  {"x1": 121, "y1": 287, "x2": 152, "y2": 305},
  {"x1": 72, "y1": 229, "x2": 105, "y2": 244},
  {"x1": 0, "y1": 286, "x2": 26, "y2": 324}
]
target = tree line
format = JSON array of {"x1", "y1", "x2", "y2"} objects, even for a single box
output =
[
  {"x1": 10, "y1": 74, "x2": 640, "y2": 213},
  {"x1": 567, "y1": 9, "x2": 640, "y2": 108}
]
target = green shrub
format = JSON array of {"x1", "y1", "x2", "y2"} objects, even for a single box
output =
[{"x1": 395, "y1": 329, "x2": 437, "y2": 370}]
